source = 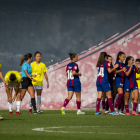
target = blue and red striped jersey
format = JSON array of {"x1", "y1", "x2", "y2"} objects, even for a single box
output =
[
  {"x1": 96, "y1": 60, "x2": 111, "y2": 83},
  {"x1": 124, "y1": 65, "x2": 138, "y2": 89},
  {"x1": 107, "y1": 65, "x2": 115, "y2": 83},
  {"x1": 115, "y1": 61, "x2": 125, "y2": 84},
  {"x1": 66, "y1": 62, "x2": 81, "y2": 87}
]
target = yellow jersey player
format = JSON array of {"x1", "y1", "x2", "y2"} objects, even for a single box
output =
[
  {"x1": 135, "y1": 59, "x2": 140, "y2": 115},
  {"x1": 29, "y1": 51, "x2": 49, "y2": 114},
  {"x1": 5, "y1": 70, "x2": 22, "y2": 115},
  {"x1": 0, "y1": 62, "x2": 7, "y2": 120}
]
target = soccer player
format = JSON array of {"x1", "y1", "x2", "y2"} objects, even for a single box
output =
[
  {"x1": 124, "y1": 56, "x2": 139, "y2": 115},
  {"x1": 5, "y1": 71, "x2": 22, "y2": 115},
  {"x1": 61, "y1": 53, "x2": 85, "y2": 115},
  {"x1": 102, "y1": 55, "x2": 116, "y2": 114},
  {"x1": 19, "y1": 53, "x2": 37, "y2": 114},
  {"x1": 28, "y1": 51, "x2": 49, "y2": 114},
  {"x1": 96, "y1": 52, "x2": 119, "y2": 115},
  {"x1": 114, "y1": 51, "x2": 126, "y2": 115},
  {"x1": 135, "y1": 59, "x2": 140, "y2": 114},
  {"x1": 0, "y1": 62, "x2": 6, "y2": 120}
]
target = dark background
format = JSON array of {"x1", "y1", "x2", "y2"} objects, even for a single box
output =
[{"x1": 0, "y1": 0, "x2": 140, "y2": 80}]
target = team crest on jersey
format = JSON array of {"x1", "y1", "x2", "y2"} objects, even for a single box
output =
[
  {"x1": 108, "y1": 63, "x2": 110, "y2": 66},
  {"x1": 74, "y1": 66, "x2": 77, "y2": 70},
  {"x1": 41, "y1": 67, "x2": 42, "y2": 70},
  {"x1": 127, "y1": 89, "x2": 129, "y2": 91}
]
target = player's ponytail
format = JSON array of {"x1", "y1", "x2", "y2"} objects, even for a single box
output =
[
  {"x1": 19, "y1": 53, "x2": 32, "y2": 66},
  {"x1": 97, "y1": 52, "x2": 107, "y2": 67},
  {"x1": 116, "y1": 51, "x2": 125, "y2": 62},
  {"x1": 125, "y1": 56, "x2": 133, "y2": 66},
  {"x1": 69, "y1": 53, "x2": 77, "y2": 60}
]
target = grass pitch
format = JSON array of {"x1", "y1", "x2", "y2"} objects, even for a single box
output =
[{"x1": 0, "y1": 110, "x2": 140, "y2": 140}]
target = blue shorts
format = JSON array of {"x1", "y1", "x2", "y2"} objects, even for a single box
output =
[
  {"x1": 124, "y1": 86, "x2": 138, "y2": 93},
  {"x1": 96, "y1": 82, "x2": 111, "y2": 92},
  {"x1": 115, "y1": 81, "x2": 124, "y2": 89},
  {"x1": 67, "y1": 85, "x2": 81, "y2": 92},
  {"x1": 110, "y1": 83, "x2": 114, "y2": 93}
]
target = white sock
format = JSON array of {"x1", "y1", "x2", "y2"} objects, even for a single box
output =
[
  {"x1": 16, "y1": 101, "x2": 21, "y2": 112},
  {"x1": 62, "y1": 107, "x2": 65, "y2": 109},
  {"x1": 131, "y1": 102, "x2": 133, "y2": 109},
  {"x1": 37, "y1": 96, "x2": 41, "y2": 111},
  {"x1": 8, "y1": 102, "x2": 13, "y2": 112},
  {"x1": 77, "y1": 109, "x2": 81, "y2": 112},
  {"x1": 138, "y1": 104, "x2": 140, "y2": 113},
  {"x1": 29, "y1": 97, "x2": 32, "y2": 109}
]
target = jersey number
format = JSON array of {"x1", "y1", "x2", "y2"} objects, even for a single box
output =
[
  {"x1": 98, "y1": 68, "x2": 104, "y2": 77},
  {"x1": 67, "y1": 70, "x2": 74, "y2": 80}
]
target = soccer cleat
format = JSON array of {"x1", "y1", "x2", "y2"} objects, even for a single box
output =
[
  {"x1": 61, "y1": 108, "x2": 65, "y2": 115},
  {"x1": 29, "y1": 109, "x2": 32, "y2": 114},
  {"x1": 0, "y1": 116, "x2": 4, "y2": 120},
  {"x1": 103, "y1": 111, "x2": 109, "y2": 115},
  {"x1": 110, "y1": 111, "x2": 119, "y2": 115},
  {"x1": 132, "y1": 111, "x2": 138, "y2": 115},
  {"x1": 34, "y1": 111, "x2": 37, "y2": 114},
  {"x1": 9, "y1": 111, "x2": 13, "y2": 115},
  {"x1": 37, "y1": 110, "x2": 42, "y2": 114},
  {"x1": 95, "y1": 111, "x2": 101, "y2": 115},
  {"x1": 114, "y1": 108, "x2": 119, "y2": 114},
  {"x1": 126, "y1": 113, "x2": 131, "y2": 115},
  {"x1": 16, "y1": 111, "x2": 20, "y2": 115},
  {"x1": 77, "y1": 111, "x2": 85, "y2": 115},
  {"x1": 119, "y1": 111, "x2": 125, "y2": 115}
]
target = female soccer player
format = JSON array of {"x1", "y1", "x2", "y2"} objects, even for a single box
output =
[
  {"x1": 19, "y1": 53, "x2": 37, "y2": 114},
  {"x1": 4, "y1": 71, "x2": 22, "y2": 115},
  {"x1": 135, "y1": 59, "x2": 140, "y2": 114},
  {"x1": 102, "y1": 55, "x2": 116, "y2": 114},
  {"x1": 124, "y1": 56, "x2": 139, "y2": 115},
  {"x1": 61, "y1": 53, "x2": 85, "y2": 115},
  {"x1": 96, "y1": 52, "x2": 119, "y2": 115},
  {"x1": 114, "y1": 51, "x2": 126, "y2": 115},
  {"x1": 0, "y1": 62, "x2": 6, "y2": 120},
  {"x1": 28, "y1": 51, "x2": 49, "y2": 114}
]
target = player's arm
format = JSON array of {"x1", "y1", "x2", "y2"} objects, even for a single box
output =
[
  {"x1": 124, "y1": 67, "x2": 132, "y2": 76},
  {"x1": 24, "y1": 70, "x2": 36, "y2": 82},
  {"x1": 0, "y1": 69, "x2": 7, "y2": 86},
  {"x1": 72, "y1": 65, "x2": 82, "y2": 76},
  {"x1": 44, "y1": 72, "x2": 49, "y2": 88},
  {"x1": 12, "y1": 83, "x2": 20, "y2": 102},
  {"x1": 107, "y1": 63, "x2": 119, "y2": 73}
]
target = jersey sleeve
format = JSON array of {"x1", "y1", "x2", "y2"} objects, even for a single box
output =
[
  {"x1": 106, "y1": 61, "x2": 111, "y2": 69},
  {"x1": 23, "y1": 63, "x2": 28, "y2": 71},
  {"x1": 124, "y1": 67, "x2": 128, "y2": 73},
  {"x1": 72, "y1": 64, "x2": 78, "y2": 71},
  {"x1": 43, "y1": 64, "x2": 47, "y2": 73},
  {"x1": 16, "y1": 72, "x2": 22, "y2": 84}
]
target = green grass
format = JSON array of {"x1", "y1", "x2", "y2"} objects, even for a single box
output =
[{"x1": 0, "y1": 110, "x2": 140, "y2": 140}]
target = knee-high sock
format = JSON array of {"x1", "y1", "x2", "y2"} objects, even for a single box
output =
[
  {"x1": 138, "y1": 104, "x2": 140, "y2": 113},
  {"x1": 63, "y1": 99, "x2": 69, "y2": 108},
  {"x1": 133, "y1": 102, "x2": 137, "y2": 112},
  {"x1": 16, "y1": 101, "x2": 21, "y2": 112},
  {"x1": 31, "y1": 98, "x2": 37, "y2": 111},
  {"x1": 8, "y1": 102, "x2": 13, "y2": 112},
  {"x1": 37, "y1": 95, "x2": 41, "y2": 111},
  {"x1": 108, "y1": 98, "x2": 114, "y2": 112},
  {"x1": 121, "y1": 99, "x2": 124, "y2": 112},
  {"x1": 105, "y1": 100, "x2": 109, "y2": 111},
  {"x1": 114, "y1": 93, "x2": 123, "y2": 108},
  {"x1": 29, "y1": 97, "x2": 32, "y2": 109},
  {"x1": 76, "y1": 101, "x2": 81, "y2": 110},
  {"x1": 102, "y1": 101, "x2": 105, "y2": 111},
  {"x1": 96, "y1": 98, "x2": 101, "y2": 112},
  {"x1": 125, "y1": 105, "x2": 129, "y2": 113}
]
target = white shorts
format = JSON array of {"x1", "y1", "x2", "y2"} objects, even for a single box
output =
[
  {"x1": 138, "y1": 88, "x2": 140, "y2": 93},
  {"x1": 33, "y1": 85, "x2": 43, "y2": 90},
  {"x1": 19, "y1": 85, "x2": 22, "y2": 89},
  {"x1": 8, "y1": 86, "x2": 16, "y2": 89}
]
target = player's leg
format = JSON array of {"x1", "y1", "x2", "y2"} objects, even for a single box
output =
[
  {"x1": 106, "y1": 90, "x2": 118, "y2": 115},
  {"x1": 36, "y1": 88, "x2": 43, "y2": 113},
  {"x1": 114, "y1": 87, "x2": 124, "y2": 112},
  {"x1": 61, "y1": 89, "x2": 74, "y2": 115},
  {"x1": 138, "y1": 89, "x2": 140, "y2": 114},
  {"x1": 6, "y1": 87, "x2": 13, "y2": 115},
  {"x1": 131, "y1": 91, "x2": 134, "y2": 110},
  {"x1": 124, "y1": 92, "x2": 130, "y2": 115},
  {"x1": 95, "y1": 91, "x2": 102, "y2": 115},
  {"x1": 131, "y1": 89, "x2": 138, "y2": 115},
  {"x1": 15, "y1": 88, "x2": 21, "y2": 115},
  {"x1": 28, "y1": 86, "x2": 37, "y2": 114},
  {"x1": 102, "y1": 92, "x2": 106, "y2": 112}
]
